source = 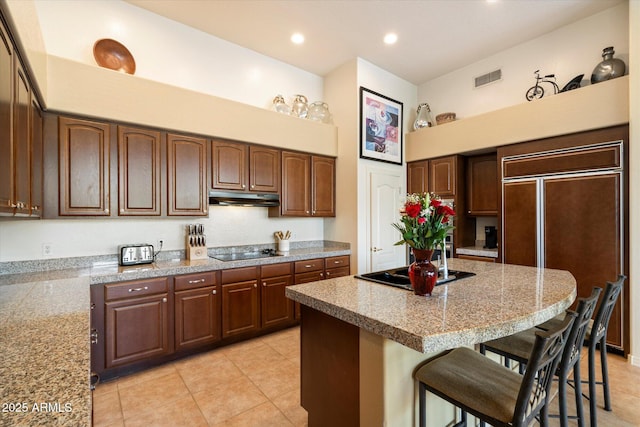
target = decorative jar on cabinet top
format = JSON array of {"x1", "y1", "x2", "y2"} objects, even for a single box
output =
[
  {"x1": 591, "y1": 46, "x2": 626, "y2": 84},
  {"x1": 413, "y1": 103, "x2": 434, "y2": 130},
  {"x1": 291, "y1": 94, "x2": 309, "y2": 118}
]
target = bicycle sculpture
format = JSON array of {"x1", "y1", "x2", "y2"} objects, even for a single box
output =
[
  {"x1": 525, "y1": 70, "x2": 559, "y2": 101},
  {"x1": 526, "y1": 71, "x2": 584, "y2": 101}
]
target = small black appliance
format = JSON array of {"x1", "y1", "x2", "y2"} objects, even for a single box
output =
[{"x1": 484, "y1": 226, "x2": 498, "y2": 249}]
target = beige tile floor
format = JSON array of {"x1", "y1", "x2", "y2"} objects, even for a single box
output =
[{"x1": 93, "y1": 326, "x2": 640, "y2": 426}]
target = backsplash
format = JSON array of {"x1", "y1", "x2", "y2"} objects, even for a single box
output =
[{"x1": 0, "y1": 206, "x2": 325, "y2": 263}]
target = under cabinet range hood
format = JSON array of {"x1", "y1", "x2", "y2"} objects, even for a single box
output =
[{"x1": 208, "y1": 190, "x2": 280, "y2": 207}]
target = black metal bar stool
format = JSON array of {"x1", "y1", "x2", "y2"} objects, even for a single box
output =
[
  {"x1": 480, "y1": 288, "x2": 601, "y2": 427},
  {"x1": 537, "y1": 274, "x2": 626, "y2": 427},
  {"x1": 413, "y1": 312, "x2": 576, "y2": 427}
]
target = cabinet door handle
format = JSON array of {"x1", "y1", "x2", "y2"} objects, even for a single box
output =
[
  {"x1": 128, "y1": 286, "x2": 149, "y2": 292},
  {"x1": 212, "y1": 289, "x2": 217, "y2": 295},
  {"x1": 306, "y1": 210, "x2": 309, "y2": 214},
  {"x1": 320, "y1": 273, "x2": 324, "y2": 277},
  {"x1": 242, "y1": 184, "x2": 246, "y2": 189},
  {"x1": 326, "y1": 271, "x2": 331, "y2": 276},
  {"x1": 188, "y1": 279, "x2": 205, "y2": 284},
  {"x1": 251, "y1": 184, "x2": 255, "y2": 189},
  {"x1": 254, "y1": 283, "x2": 257, "y2": 288},
  {"x1": 162, "y1": 297, "x2": 167, "y2": 303},
  {"x1": 263, "y1": 282, "x2": 267, "y2": 286}
]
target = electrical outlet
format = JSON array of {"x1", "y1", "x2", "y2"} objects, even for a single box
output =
[{"x1": 42, "y1": 243, "x2": 53, "y2": 257}]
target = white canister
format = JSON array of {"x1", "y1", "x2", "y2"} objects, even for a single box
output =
[{"x1": 278, "y1": 240, "x2": 290, "y2": 253}]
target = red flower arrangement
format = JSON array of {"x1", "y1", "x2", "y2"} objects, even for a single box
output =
[{"x1": 392, "y1": 193, "x2": 455, "y2": 250}]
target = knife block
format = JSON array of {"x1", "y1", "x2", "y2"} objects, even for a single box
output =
[{"x1": 186, "y1": 235, "x2": 209, "y2": 260}]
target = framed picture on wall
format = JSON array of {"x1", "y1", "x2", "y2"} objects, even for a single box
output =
[{"x1": 359, "y1": 87, "x2": 403, "y2": 165}]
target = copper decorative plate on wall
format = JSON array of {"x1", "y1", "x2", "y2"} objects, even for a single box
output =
[{"x1": 93, "y1": 39, "x2": 136, "y2": 74}]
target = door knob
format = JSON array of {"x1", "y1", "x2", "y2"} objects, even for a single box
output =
[{"x1": 372, "y1": 247, "x2": 383, "y2": 252}]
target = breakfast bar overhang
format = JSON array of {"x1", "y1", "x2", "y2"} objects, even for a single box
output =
[{"x1": 286, "y1": 259, "x2": 577, "y2": 426}]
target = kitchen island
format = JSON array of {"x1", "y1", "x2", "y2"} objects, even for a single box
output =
[{"x1": 285, "y1": 258, "x2": 576, "y2": 426}]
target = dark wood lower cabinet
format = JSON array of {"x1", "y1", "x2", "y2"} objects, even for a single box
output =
[
  {"x1": 105, "y1": 292, "x2": 170, "y2": 368},
  {"x1": 261, "y1": 263, "x2": 294, "y2": 329},
  {"x1": 94, "y1": 258, "x2": 349, "y2": 378},
  {"x1": 175, "y1": 285, "x2": 220, "y2": 350},
  {"x1": 221, "y1": 279, "x2": 260, "y2": 338}
]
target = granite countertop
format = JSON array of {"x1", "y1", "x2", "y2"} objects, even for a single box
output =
[
  {"x1": 456, "y1": 244, "x2": 499, "y2": 258},
  {"x1": 286, "y1": 258, "x2": 576, "y2": 353},
  {"x1": 0, "y1": 241, "x2": 349, "y2": 426}
]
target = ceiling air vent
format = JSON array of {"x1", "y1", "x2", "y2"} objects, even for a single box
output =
[{"x1": 474, "y1": 69, "x2": 502, "y2": 88}]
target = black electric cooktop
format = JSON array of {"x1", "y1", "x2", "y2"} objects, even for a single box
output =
[
  {"x1": 356, "y1": 266, "x2": 475, "y2": 291},
  {"x1": 210, "y1": 249, "x2": 282, "y2": 262}
]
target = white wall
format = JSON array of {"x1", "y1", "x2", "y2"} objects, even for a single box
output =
[
  {"x1": 33, "y1": 0, "x2": 323, "y2": 110},
  {"x1": 418, "y1": 3, "x2": 629, "y2": 120},
  {"x1": 356, "y1": 59, "x2": 417, "y2": 274}
]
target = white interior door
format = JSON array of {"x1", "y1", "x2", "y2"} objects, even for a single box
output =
[{"x1": 369, "y1": 169, "x2": 405, "y2": 272}]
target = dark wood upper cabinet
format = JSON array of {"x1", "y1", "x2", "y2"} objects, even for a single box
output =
[
  {"x1": 211, "y1": 139, "x2": 247, "y2": 191},
  {"x1": 58, "y1": 116, "x2": 111, "y2": 216},
  {"x1": 211, "y1": 140, "x2": 280, "y2": 193},
  {"x1": 0, "y1": 21, "x2": 13, "y2": 214},
  {"x1": 407, "y1": 160, "x2": 428, "y2": 194},
  {"x1": 311, "y1": 156, "x2": 335, "y2": 217},
  {"x1": 30, "y1": 100, "x2": 43, "y2": 216},
  {"x1": 279, "y1": 151, "x2": 311, "y2": 216},
  {"x1": 249, "y1": 146, "x2": 280, "y2": 193},
  {"x1": 13, "y1": 63, "x2": 30, "y2": 216},
  {"x1": 118, "y1": 126, "x2": 162, "y2": 216},
  {"x1": 167, "y1": 133, "x2": 208, "y2": 216},
  {"x1": 429, "y1": 155, "x2": 457, "y2": 197},
  {"x1": 0, "y1": 22, "x2": 42, "y2": 217},
  {"x1": 275, "y1": 151, "x2": 335, "y2": 217},
  {"x1": 466, "y1": 154, "x2": 498, "y2": 216}
]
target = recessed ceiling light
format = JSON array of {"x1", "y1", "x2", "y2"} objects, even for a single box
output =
[
  {"x1": 383, "y1": 33, "x2": 398, "y2": 45},
  {"x1": 291, "y1": 33, "x2": 305, "y2": 45}
]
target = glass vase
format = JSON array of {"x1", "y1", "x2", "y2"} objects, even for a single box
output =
[
  {"x1": 408, "y1": 248, "x2": 437, "y2": 296},
  {"x1": 413, "y1": 103, "x2": 434, "y2": 130}
]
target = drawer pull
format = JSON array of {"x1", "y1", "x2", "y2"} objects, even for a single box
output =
[
  {"x1": 333, "y1": 260, "x2": 341, "y2": 264},
  {"x1": 305, "y1": 265, "x2": 313, "y2": 268},
  {"x1": 128, "y1": 286, "x2": 149, "y2": 292},
  {"x1": 188, "y1": 279, "x2": 206, "y2": 284}
]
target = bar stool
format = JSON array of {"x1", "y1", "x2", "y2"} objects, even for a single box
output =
[
  {"x1": 414, "y1": 312, "x2": 575, "y2": 427},
  {"x1": 480, "y1": 287, "x2": 601, "y2": 427},
  {"x1": 537, "y1": 274, "x2": 626, "y2": 427}
]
